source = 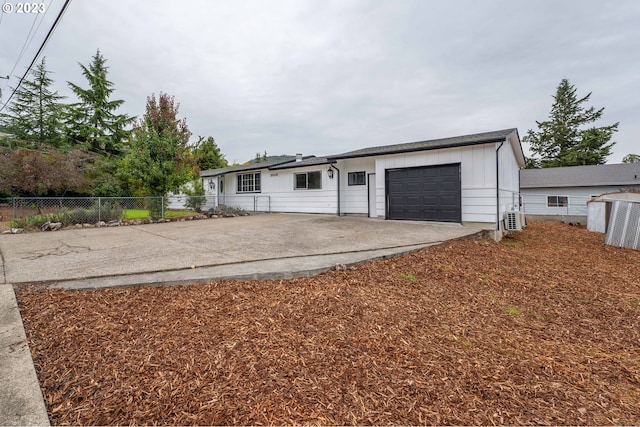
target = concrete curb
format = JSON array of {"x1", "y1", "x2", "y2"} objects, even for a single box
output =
[
  {"x1": 0, "y1": 284, "x2": 50, "y2": 426},
  {"x1": 45, "y1": 242, "x2": 439, "y2": 290}
]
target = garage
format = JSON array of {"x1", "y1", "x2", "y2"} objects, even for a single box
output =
[{"x1": 386, "y1": 163, "x2": 461, "y2": 222}]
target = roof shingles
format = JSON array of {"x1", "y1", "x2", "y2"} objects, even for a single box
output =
[{"x1": 520, "y1": 163, "x2": 640, "y2": 188}]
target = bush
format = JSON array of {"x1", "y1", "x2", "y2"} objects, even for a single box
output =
[
  {"x1": 8, "y1": 201, "x2": 124, "y2": 229},
  {"x1": 97, "y1": 201, "x2": 124, "y2": 222},
  {"x1": 146, "y1": 197, "x2": 165, "y2": 220},
  {"x1": 9, "y1": 212, "x2": 64, "y2": 229},
  {"x1": 182, "y1": 180, "x2": 206, "y2": 212}
]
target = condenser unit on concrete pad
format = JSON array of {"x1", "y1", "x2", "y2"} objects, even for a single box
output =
[{"x1": 605, "y1": 200, "x2": 640, "y2": 251}]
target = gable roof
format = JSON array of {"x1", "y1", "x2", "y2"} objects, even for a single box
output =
[
  {"x1": 327, "y1": 128, "x2": 518, "y2": 160},
  {"x1": 520, "y1": 163, "x2": 640, "y2": 188}
]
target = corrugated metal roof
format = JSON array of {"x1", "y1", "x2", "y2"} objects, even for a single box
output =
[
  {"x1": 520, "y1": 163, "x2": 640, "y2": 188},
  {"x1": 327, "y1": 128, "x2": 517, "y2": 160},
  {"x1": 590, "y1": 191, "x2": 640, "y2": 203}
]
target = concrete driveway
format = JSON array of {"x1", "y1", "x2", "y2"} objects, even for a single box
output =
[
  {"x1": 0, "y1": 213, "x2": 490, "y2": 425},
  {"x1": 1, "y1": 213, "x2": 490, "y2": 289}
]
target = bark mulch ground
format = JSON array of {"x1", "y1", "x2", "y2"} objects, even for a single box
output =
[{"x1": 16, "y1": 221, "x2": 640, "y2": 425}]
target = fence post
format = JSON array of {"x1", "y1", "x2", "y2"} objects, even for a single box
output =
[
  {"x1": 98, "y1": 197, "x2": 101, "y2": 222},
  {"x1": 12, "y1": 197, "x2": 16, "y2": 221},
  {"x1": 162, "y1": 197, "x2": 165, "y2": 219}
]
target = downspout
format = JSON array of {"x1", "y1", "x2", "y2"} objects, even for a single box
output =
[
  {"x1": 329, "y1": 163, "x2": 341, "y2": 216},
  {"x1": 495, "y1": 140, "x2": 505, "y2": 232}
]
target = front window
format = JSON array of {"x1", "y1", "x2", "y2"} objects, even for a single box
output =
[
  {"x1": 547, "y1": 196, "x2": 568, "y2": 207},
  {"x1": 237, "y1": 172, "x2": 261, "y2": 193},
  {"x1": 348, "y1": 171, "x2": 366, "y2": 186},
  {"x1": 294, "y1": 171, "x2": 322, "y2": 190}
]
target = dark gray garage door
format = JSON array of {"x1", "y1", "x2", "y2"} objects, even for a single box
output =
[{"x1": 386, "y1": 163, "x2": 461, "y2": 222}]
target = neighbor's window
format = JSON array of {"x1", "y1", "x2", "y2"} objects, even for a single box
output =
[
  {"x1": 547, "y1": 196, "x2": 568, "y2": 207},
  {"x1": 295, "y1": 171, "x2": 322, "y2": 190},
  {"x1": 237, "y1": 172, "x2": 261, "y2": 193},
  {"x1": 348, "y1": 171, "x2": 366, "y2": 186}
]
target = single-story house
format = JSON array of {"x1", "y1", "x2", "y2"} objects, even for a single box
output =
[
  {"x1": 201, "y1": 128, "x2": 525, "y2": 237},
  {"x1": 520, "y1": 163, "x2": 640, "y2": 222}
]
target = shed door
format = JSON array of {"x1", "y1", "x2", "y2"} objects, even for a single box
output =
[{"x1": 386, "y1": 163, "x2": 461, "y2": 222}]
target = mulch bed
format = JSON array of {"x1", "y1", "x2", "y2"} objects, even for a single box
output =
[{"x1": 16, "y1": 221, "x2": 640, "y2": 425}]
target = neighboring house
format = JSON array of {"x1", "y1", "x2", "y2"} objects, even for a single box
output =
[
  {"x1": 520, "y1": 163, "x2": 640, "y2": 222},
  {"x1": 201, "y1": 128, "x2": 525, "y2": 237}
]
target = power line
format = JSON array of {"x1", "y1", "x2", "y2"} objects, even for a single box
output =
[
  {"x1": 0, "y1": 0, "x2": 55, "y2": 96},
  {"x1": 0, "y1": 0, "x2": 72, "y2": 113}
]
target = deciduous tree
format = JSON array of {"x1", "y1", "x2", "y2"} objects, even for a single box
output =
[
  {"x1": 0, "y1": 145, "x2": 95, "y2": 196},
  {"x1": 121, "y1": 92, "x2": 197, "y2": 197}
]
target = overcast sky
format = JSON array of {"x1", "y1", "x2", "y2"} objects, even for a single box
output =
[{"x1": 1, "y1": 0, "x2": 638, "y2": 164}]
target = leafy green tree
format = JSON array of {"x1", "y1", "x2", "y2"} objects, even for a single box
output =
[
  {"x1": 0, "y1": 58, "x2": 66, "y2": 146},
  {"x1": 622, "y1": 154, "x2": 640, "y2": 163},
  {"x1": 524, "y1": 78, "x2": 618, "y2": 168},
  {"x1": 120, "y1": 92, "x2": 197, "y2": 198},
  {"x1": 66, "y1": 49, "x2": 134, "y2": 155},
  {"x1": 192, "y1": 136, "x2": 227, "y2": 170}
]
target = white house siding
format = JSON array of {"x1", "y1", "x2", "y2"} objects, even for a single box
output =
[
  {"x1": 371, "y1": 143, "x2": 505, "y2": 224},
  {"x1": 264, "y1": 165, "x2": 338, "y2": 214},
  {"x1": 497, "y1": 136, "x2": 522, "y2": 227},
  {"x1": 520, "y1": 186, "x2": 636, "y2": 217},
  {"x1": 336, "y1": 158, "x2": 375, "y2": 215}
]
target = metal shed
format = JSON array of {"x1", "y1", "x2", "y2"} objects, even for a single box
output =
[
  {"x1": 605, "y1": 199, "x2": 640, "y2": 251},
  {"x1": 587, "y1": 192, "x2": 640, "y2": 233}
]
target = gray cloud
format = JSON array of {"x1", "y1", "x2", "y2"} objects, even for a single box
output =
[{"x1": 1, "y1": 0, "x2": 638, "y2": 164}]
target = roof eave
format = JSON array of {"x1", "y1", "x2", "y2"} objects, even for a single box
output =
[{"x1": 328, "y1": 138, "x2": 506, "y2": 160}]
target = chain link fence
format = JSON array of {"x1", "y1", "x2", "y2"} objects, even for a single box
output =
[{"x1": 0, "y1": 195, "x2": 271, "y2": 230}]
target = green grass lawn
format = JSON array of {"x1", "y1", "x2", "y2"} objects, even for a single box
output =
[{"x1": 123, "y1": 209, "x2": 194, "y2": 220}]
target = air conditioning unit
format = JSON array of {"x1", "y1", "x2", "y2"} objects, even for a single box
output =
[
  {"x1": 505, "y1": 211, "x2": 522, "y2": 231},
  {"x1": 519, "y1": 212, "x2": 527, "y2": 228}
]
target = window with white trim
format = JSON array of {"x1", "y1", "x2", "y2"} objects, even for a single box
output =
[
  {"x1": 237, "y1": 172, "x2": 261, "y2": 193},
  {"x1": 547, "y1": 195, "x2": 568, "y2": 207},
  {"x1": 294, "y1": 171, "x2": 322, "y2": 190},
  {"x1": 348, "y1": 171, "x2": 366, "y2": 186}
]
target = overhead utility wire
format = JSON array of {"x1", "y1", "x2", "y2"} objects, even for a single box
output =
[
  {"x1": 1, "y1": 0, "x2": 55, "y2": 95},
  {"x1": 0, "y1": 0, "x2": 71, "y2": 113}
]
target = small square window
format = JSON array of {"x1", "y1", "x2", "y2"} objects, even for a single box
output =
[
  {"x1": 547, "y1": 196, "x2": 568, "y2": 207},
  {"x1": 294, "y1": 171, "x2": 322, "y2": 190},
  {"x1": 348, "y1": 171, "x2": 366, "y2": 186}
]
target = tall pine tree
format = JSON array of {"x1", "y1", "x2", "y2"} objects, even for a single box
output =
[
  {"x1": 524, "y1": 78, "x2": 618, "y2": 168},
  {"x1": 0, "y1": 58, "x2": 66, "y2": 146},
  {"x1": 66, "y1": 49, "x2": 134, "y2": 155}
]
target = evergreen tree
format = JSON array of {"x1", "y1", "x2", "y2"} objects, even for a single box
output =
[
  {"x1": 622, "y1": 154, "x2": 640, "y2": 163},
  {"x1": 120, "y1": 92, "x2": 196, "y2": 197},
  {"x1": 524, "y1": 78, "x2": 618, "y2": 168},
  {"x1": 192, "y1": 136, "x2": 227, "y2": 170},
  {"x1": 67, "y1": 49, "x2": 134, "y2": 155},
  {"x1": 0, "y1": 58, "x2": 66, "y2": 146}
]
